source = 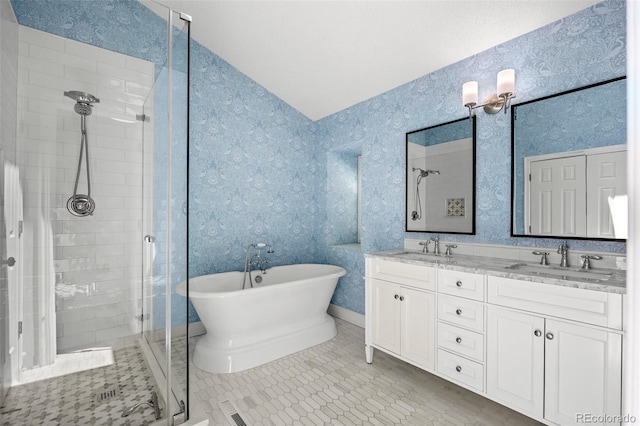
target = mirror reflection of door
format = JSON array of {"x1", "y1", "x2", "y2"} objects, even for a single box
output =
[
  {"x1": 526, "y1": 146, "x2": 626, "y2": 238},
  {"x1": 511, "y1": 76, "x2": 626, "y2": 240},
  {"x1": 529, "y1": 156, "x2": 586, "y2": 237}
]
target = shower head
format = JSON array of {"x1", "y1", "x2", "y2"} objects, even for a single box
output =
[
  {"x1": 64, "y1": 91, "x2": 100, "y2": 104},
  {"x1": 64, "y1": 91, "x2": 100, "y2": 116},
  {"x1": 412, "y1": 167, "x2": 440, "y2": 178}
]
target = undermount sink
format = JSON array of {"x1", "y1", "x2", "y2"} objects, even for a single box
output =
[{"x1": 505, "y1": 263, "x2": 614, "y2": 280}]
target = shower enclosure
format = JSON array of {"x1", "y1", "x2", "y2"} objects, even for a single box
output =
[{"x1": 1, "y1": 1, "x2": 190, "y2": 424}]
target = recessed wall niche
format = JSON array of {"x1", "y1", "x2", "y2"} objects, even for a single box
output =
[{"x1": 327, "y1": 148, "x2": 362, "y2": 247}]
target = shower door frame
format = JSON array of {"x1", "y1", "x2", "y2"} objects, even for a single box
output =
[{"x1": 140, "y1": 7, "x2": 191, "y2": 425}]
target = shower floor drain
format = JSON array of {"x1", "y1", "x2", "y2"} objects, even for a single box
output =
[
  {"x1": 218, "y1": 400, "x2": 248, "y2": 426},
  {"x1": 95, "y1": 384, "x2": 120, "y2": 404}
]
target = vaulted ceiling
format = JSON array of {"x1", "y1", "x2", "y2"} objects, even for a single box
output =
[{"x1": 156, "y1": 1, "x2": 601, "y2": 121}]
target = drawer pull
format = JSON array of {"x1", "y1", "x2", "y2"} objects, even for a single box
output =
[
  {"x1": 455, "y1": 365, "x2": 462, "y2": 372},
  {"x1": 455, "y1": 309, "x2": 462, "y2": 316},
  {"x1": 456, "y1": 280, "x2": 462, "y2": 287},
  {"x1": 394, "y1": 294, "x2": 399, "y2": 299},
  {"x1": 546, "y1": 332, "x2": 554, "y2": 340},
  {"x1": 534, "y1": 330, "x2": 542, "y2": 337},
  {"x1": 399, "y1": 296, "x2": 405, "y2": 301},
  {"x1": 455, "y1": 337, "x2": 462, "y2": 344}
]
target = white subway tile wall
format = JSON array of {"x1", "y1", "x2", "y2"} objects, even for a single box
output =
[{"x1": 17, "y1": 26, "x2": 154, "y2": 357}]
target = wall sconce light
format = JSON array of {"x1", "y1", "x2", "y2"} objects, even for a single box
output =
[{"x1": 463, "y1": 69, "x2": 515, "y2": 119}]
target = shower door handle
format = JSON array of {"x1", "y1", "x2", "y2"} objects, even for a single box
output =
[{"x1": 1, "y1": 257, "x2": 16, "y2": 267}]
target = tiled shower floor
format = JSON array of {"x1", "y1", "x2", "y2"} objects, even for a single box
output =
[
  {"x1": 189, "y1": 319, "x2": 543, "y2": 426},
  {"x1": 1, "y1": 346, "x2": 158, "y2": 425}
]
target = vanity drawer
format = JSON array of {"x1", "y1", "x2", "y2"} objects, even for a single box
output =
[
  {"x1": 437, "y1": 322, "x2": 484, "y2": 362},
  {"x1": 487, "y1": 276, "x2": 623, "y2": 330},
  {"x1": 437, "y1": 349, "x2": 484, "y2": 392},
  {"x1": 437, "y1": 295, "x2": 484, "y2": 332},
  {"x1": 369, "y1": 259, "x2": 436, "y2": 291},
  {"x1": 438, "y1": 269, "x2": 485, "y2": 301}
]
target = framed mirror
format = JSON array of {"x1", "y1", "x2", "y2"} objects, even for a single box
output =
[
  {"x1": 406, "y1": 117, "x2": 476, "y2": 234},
  {"x1": 511, "y1": 76, "x2": 626, "y2": 240}
]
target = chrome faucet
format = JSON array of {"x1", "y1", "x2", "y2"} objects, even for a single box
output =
[
  {"x1": 557, "y1": 241, "x2": 569, "y2": 267},
  {"x1": 444, "y1": 244, "x2": 457, "y2": 257},
  {"x1": 431, "y1": 236, "x2": 440, "y2": 255},
  {"x1": 532, "y1": 250, "x2": 550, "y2": 265},
  {"x1": 418, "y1": 240, "x2": 431, "y2": 253},
  {"x1": 581, "y1": 255, "x2": 603, "y2": 270},
  {"x1": 243, "y1": 242, "x2": 274, "y2": 289},
  {"x1": 249, "y1": 253, "x2": 269, "y2": 273}
]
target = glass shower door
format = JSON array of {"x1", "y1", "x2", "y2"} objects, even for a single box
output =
[{"x1": 141, "y1": 5, "x2": 190, "y2": 424}]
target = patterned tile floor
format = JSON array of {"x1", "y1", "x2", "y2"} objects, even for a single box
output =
[
  {"x1": 1, "y1": 319, "x2": 544, "y2": 425},
  {"x1": 1, "y1": 346, "x2": 159, "y2": 425},
  {"x1": 189, "y1": 319, "x2": 543, "y2": 426}
]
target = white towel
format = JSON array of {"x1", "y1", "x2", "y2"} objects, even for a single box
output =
[{"x1": 608, "y1": 195, "x2": 628, "y2": 239}]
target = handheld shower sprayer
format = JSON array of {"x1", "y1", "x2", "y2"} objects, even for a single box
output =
[
  {"x1": 410, "y1": 168, "x2": 440, "y2": 221},
  {"x1": 64, "y1": 91, "x2": 100, "y2": 217}
]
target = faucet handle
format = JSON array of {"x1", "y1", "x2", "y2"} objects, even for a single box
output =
[
  {"x1": 581, "y1": 255, "x2": 603, "y2": 270},
  {"x1": 532, "y1": 251, "x2": 550, "y2": 265},
  {"x1": 418, "y1": 240, "x2": 431, "y2": 253},
  {"x1": 444, "y1": 244, "x2": 457, "y2": 256}
]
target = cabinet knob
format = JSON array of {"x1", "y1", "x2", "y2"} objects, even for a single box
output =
[
  {"x1": 534, "y1": 330, "x2": 542, "y2": 337},
  {"x1": 455, "y1": 337, "x2": 462, "y2": 344},
  {"x1": 546, "y1": 332, "x2": 554, "y2": 340},
  {"x1": 394, "y1": 294, "x2": 399, "y2": 299},
  {"x1": 455, "y1": 366, "x2": 462, "y2": 372},
  {"x1": 1, "y1": 257, "x2": 16, "y2": 267},
  {"x1": 399, "y1": 296, "x2": 405, "y2": 301},
  {"x1": 456, "y1": 281, "x2": 462, "y2": 287},
  {"x1": 455, "y1": 309, "x2": 462, "y2": 316}
]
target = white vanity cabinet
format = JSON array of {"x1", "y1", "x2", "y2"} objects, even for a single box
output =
[
  {"x1": 487, "y1": 276, "x2": 623, "y2": 426},
  {"x1": 365, "y1": 259, "x2": 436, "y2": 371},
  {"x1": 365, "y1": 254, "x2": 624, "y2": 426}
]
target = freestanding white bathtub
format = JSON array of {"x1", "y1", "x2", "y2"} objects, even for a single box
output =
[{"x1": 177, "y1": 264, "x2": 346, "y2": 373}]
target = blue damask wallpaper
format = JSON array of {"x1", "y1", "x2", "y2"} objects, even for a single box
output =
[
  {"x1": 10, "y1": 0, "x2": 628, "y2": 320},
  {"x1": 408, "y1": 118, "x2": 472, "y2": 147},
  {"x1": 316, "y1": 0, "x2": 626, "y2": 314}
]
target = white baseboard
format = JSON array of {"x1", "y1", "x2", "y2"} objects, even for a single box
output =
[{"x1": 328, "y1": 304, "x2": 364, "y2": 328}]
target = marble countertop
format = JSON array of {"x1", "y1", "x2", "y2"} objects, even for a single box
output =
[{"x1": 366, "y1": 250, "x2": 626, "y2": 294}]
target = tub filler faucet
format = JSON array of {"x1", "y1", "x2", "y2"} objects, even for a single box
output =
[{"x1": 243, "y1": 242, "x2": 274, "y2": 289}]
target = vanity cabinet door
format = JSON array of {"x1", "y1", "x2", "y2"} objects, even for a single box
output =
[
  {"x1": 544, "y1": 319, "x2": 622, "y2": 426},
  {"x1": 487, "y1": 306, "x2": 545, "y2": 418},
  {"x1": 401, "y1": 287, "x2": 435, "y2": 370},
  {"x1": 370, "y1": 279, "x2": 401, "y2": 354},
  {"x1": 369, "y1": 278, "x2": 436, "y2": 370}
]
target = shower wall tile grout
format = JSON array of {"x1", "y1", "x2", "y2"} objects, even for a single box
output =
[{"x1": 17, "y1": 25, "x2": 154, "y2": 358}]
